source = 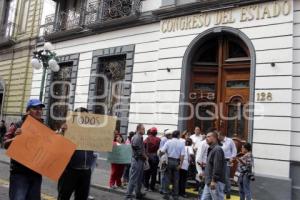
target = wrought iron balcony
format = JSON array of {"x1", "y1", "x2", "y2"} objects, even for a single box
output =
[
  {"x1": 43, "y1": 10, "x2": 82, "y2": 36},
  {"x1": 0, "y1": 22, "x2": 16, "y2": 47},
  {"x1": 42, "y1": 0, "x2": 142, "y2": 39},
  {"x1": 85, "y1": 0, "x2": 142, "y2": 27}
]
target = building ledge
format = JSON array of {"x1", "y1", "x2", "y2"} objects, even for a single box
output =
[
  {"x1": 44, "y1": 27, "x2": 84, "y2": 41},
  {"x1": 85, "y1": 15, "x2": 139, "y2": 31},
  {"x1": 0, "y1": 38, "x2": 16, "y2": 48}
]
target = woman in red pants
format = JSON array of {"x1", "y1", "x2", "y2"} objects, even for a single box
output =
[{"x1": 109, "y1": 133, "x2": 126, "y2": 189}]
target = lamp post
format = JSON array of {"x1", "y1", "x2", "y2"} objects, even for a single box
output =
[{"x1": 31, "y1": 42, "x2": 59, "y2": 101}]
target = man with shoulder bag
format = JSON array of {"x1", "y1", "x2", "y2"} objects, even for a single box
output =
[{"x1": 235, "y1": 143, "x2": 254, "y2": 200}]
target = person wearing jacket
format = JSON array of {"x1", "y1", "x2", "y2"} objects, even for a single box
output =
[
  {"x1": 57, "y1": 107, "x2": 95, "y2": 200},
  {"x1": 201, "y1": 130, "x2": 226, "y2": 200},
  {"x1": 4, "y1": 99, "x2": 45, "y2": 200}
]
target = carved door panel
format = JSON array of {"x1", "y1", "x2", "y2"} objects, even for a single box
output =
[{"x1": 188, "y1": 34, "x2": 251, "y2": 140}]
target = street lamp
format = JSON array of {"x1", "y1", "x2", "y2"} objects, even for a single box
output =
[{"x1": 31, "y1": 42, "x2": 59, "y2": 101}]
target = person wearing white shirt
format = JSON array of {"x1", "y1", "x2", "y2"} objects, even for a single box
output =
[
  {"x1": 179, "y1": 138, "x2": 194, "y2": 198},
  {"x1": 190, "y1": 127, "x2": 205, "y2": 149},
  {"x1": 218, "y1": 132, "x2": 237, "y2": 199},
  {"x1": 160, "y1": 130, "x2": 185, "y2": 200},
  {"x1": 195, "y1": 139, "x2": 209, "y2": 175}
]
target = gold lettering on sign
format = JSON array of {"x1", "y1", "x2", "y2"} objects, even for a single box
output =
[
  {"x1": 273, "y1": 2, "x2": 281, "y2": 18},
  {"x1": 215, "y1": 10, "x2": 235, "y2": 25},
  {"x1": 161, "y1": 0, "x2": 292, "y2": 33},
  {"x1": 161, "y1": 14, "x2": 211, "y2": 33},
  {"x1": 283, "y1": 0, "x2": 292, "y2": 16},
  {"x1": 261, "y1": 5, "x2": 271, "y2": 19}
]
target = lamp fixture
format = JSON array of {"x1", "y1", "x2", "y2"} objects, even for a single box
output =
[{"x1": 31, "y1": 42, "x2": 59, "y2": 100}]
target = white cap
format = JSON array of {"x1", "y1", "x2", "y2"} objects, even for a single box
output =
[{"x1": 165, "y1": 129, "x2": 173, "y2": 135}]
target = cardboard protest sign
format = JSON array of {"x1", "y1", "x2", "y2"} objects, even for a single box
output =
[
  {"x1": 107, "y1": 144, "x2": 132, "y2": 164},
  {"x1": 64, "y1": 112, "x2": 117, "y2": 152},
  {"x1": 6, "y1": 115, "x2": 76, "y2": 181}
]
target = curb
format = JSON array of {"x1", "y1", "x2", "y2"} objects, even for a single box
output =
[
  {"x1": 90, "y1": 183, "x2": 200, "y2": 200},
  {"x1": 0, "y1": 159, "x2": 10, "y2": 165},
  {"x1": 91, "y1": 184, "x2": 125, "y2": 196}
]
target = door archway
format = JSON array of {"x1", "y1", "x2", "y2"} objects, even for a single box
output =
[{"x1": 179, "y1": 27, "x2": 256, "y2": 141}]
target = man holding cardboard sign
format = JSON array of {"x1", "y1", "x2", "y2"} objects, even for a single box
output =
[
  {"x1": 4, "y1": 99, "x2": 46, "y2": 200},
  {"x1": 57, "y1": 107, "x2": 114, "y2": 200},
  {"x1": 4, "y1": 99, "x2": 76, "y2": 200}
]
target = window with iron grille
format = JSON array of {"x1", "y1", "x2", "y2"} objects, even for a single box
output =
[{"x1": 94, "y1": 55, "x2": 126, "y2": 132}]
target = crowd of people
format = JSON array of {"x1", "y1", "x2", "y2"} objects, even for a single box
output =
[
  {"x1": 1, "y1": 98, "x2": 254, "y2": 200},
  {"x1": 118, "y1": 124, "x2": 254, "y2": 200}
]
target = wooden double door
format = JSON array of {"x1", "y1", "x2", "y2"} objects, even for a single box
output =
[{"x1": 187, "y1": 34, "x2": 251, "y2": 140}]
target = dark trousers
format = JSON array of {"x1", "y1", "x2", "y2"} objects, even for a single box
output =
[
  {"x1": 179, "y1": 169, "x2": 188, "y2": 195},
  {"x1": 144, "y1": 154, "x2": 159, "y2": 190},
  {"x1": 238, "y1": 174, "x2": 252, "y2": 200},
  {"x1": 9, "y1": 173, "x2": 42, "y2": 200},
  {"x1": 165, "y1": 158, "x2": 180, "y2": 198},
  {"x1": 58, "y1": 168, "x2": 91, "y2": 200}
]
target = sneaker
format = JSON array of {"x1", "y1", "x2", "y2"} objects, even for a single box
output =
[
  {"x1": 88, "y1": 196, "x2": 94, "y2": 200},
  {"x1": 136, "y1": 193, "x2": 146, "y2": 199}
]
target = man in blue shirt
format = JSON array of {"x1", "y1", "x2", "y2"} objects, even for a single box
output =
[{"x1": 160, "y1": 130, "x2": 185, "y2": 200}]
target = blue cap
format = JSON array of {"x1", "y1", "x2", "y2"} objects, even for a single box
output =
[{"x1": 26, "y1": 99, "x2": 45, "y2": 110}]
